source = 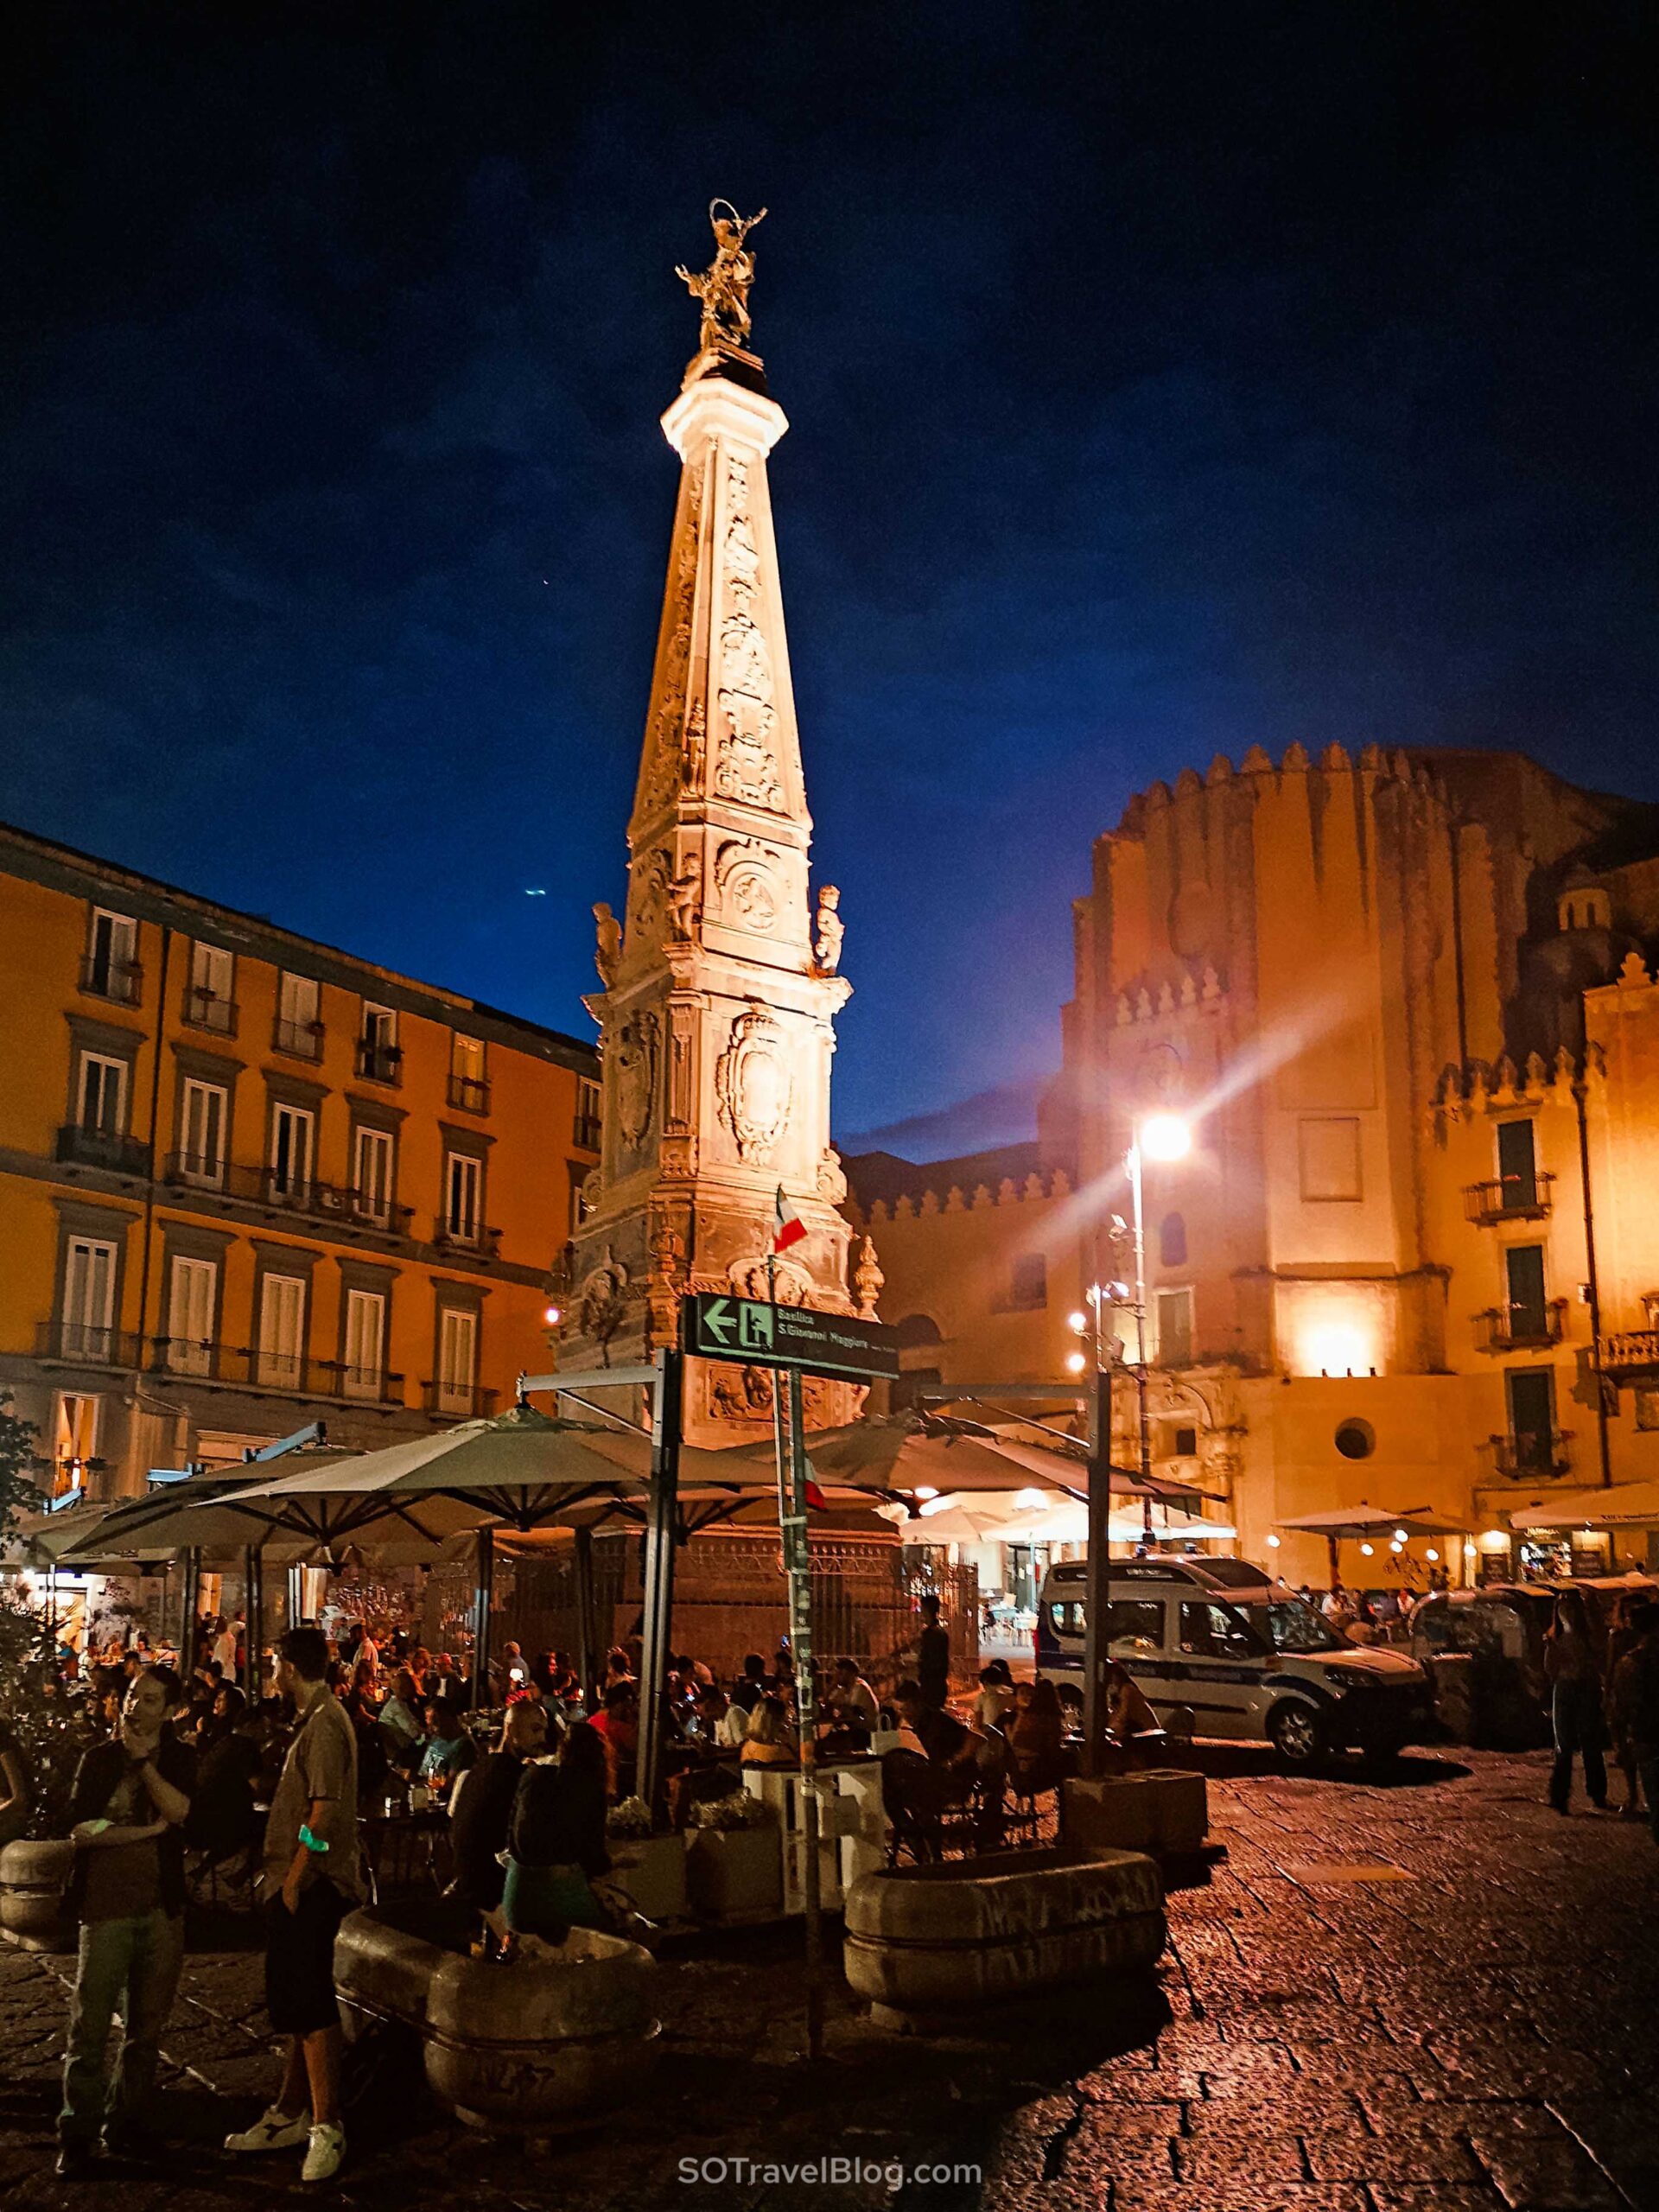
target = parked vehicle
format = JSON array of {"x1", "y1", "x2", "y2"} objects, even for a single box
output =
[{"x1": 1035, "y1": 1557, "x2": 1429, "y2": 1768}]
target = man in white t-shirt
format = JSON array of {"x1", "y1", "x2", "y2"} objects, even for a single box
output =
[{"x1": 213, "y1": 1616, "x2": 241, "y2": 1679}]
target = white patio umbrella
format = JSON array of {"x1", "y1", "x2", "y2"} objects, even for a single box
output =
[{"x1": 1510, "y1": 1479, "x2": 1659, "y2": 1532}]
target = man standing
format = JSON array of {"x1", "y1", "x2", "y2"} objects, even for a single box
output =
[
  {"x1": 916, "y1": 1592, "x2": 950, "y2": 1711},
  {"x1": 58, "y1": 1666, "x2": 194, "y2": 2173},
  {"x1": 224, "y1": 1626, "x2": 362, "y2": 2183}
]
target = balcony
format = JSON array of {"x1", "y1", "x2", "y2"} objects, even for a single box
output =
[
  {"x1": 431, "y1": 1218, "x2": 503, "y2": 1260},
  {"x1": 447, "y1": 1072, "x2": 491, "y2": 1115},
  {"x1": 79, "y1": 954, "x2": 142, "y2": 1007},
  {"x1": 421, "y1": 1380, "x2": 499, "y2": 1420},
  {"x1": 1600, "y1": 1329, "x2": 1659, "y2": 1382},
  {"x1": 33, "y1": 1320, "x2": 142, "y2": 1367},
  {"x1": 159, "y1": 1155, "x2": 413, "y2": 1236},
  {"x1": 355, "y1": 1040, "x2": 403, "y2": 1086},
  {"x1": 272, "y1": 1015, "x2": 324, "y2": 1061},
  {"x1": 55, "y1": 1124, "x2": 151, "y2": 1178},
  {"x1": 1484, "y1": 1429, "x2": 1574, "y2": 1479},
  {"x1": 1474, "y1": 1300, "x2": 1567, "y2": 1354},
  {"x1": 181, "y1": 985, "x2": 237, "y2": 1038},
  {"x1": 1465, "y1": 1171, "x2": 1555, "y2": 1226}
]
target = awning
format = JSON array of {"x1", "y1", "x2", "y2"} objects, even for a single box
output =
[{"x1": 1510, "y1": 1479, "x2": 1659, "y2": 1532}]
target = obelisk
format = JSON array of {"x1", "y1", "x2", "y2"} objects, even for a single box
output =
[{"x1": 560, "y1": 204, "x2": 877, "y2": 1440}]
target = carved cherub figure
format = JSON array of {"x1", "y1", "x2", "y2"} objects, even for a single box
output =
[
  {"x1": 676, "y1": 201, "x2": 767, "y2": 352},
  {"x1": 813, "y1": 884, "x2": 843, "y2": 975},
  {"x1": 667, "y1": 851, "x2": 703, "y2": 941},
  {"x1": 592, "y1": 902, "x2": 621, "y2": 987}
]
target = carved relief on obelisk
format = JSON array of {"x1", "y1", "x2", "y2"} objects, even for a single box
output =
[{"x1": 559, "y1": 205, "x2": 869, "y2": 1439}]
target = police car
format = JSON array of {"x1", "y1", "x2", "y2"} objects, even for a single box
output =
[{"x1": 1036, "y1": 1556, "x2": 1428, "y2": 1767}]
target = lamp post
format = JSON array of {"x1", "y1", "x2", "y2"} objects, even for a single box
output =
[{"x1": 1126, "y1": 1112, "x2": 1192, "y2": 1540}]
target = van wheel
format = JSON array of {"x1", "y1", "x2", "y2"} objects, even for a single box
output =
[{"x1": 1268, "y1": 1700, "x2": 1325, "y2": 1769}]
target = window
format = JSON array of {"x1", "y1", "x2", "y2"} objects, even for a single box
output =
[
  {"x1": 574, "y1": 1077, "x2": 602, "y2": 1150},
  {"x1": 257, "y1": 1273, "x2": 306, "y2": 1389},
  {"x1": 1506, "y1": 1369, "x2": 1557, "y2": 1473},
  {"x1": 1009, "y1": 1253, "x2": 1047, "y2": 1310},
  {"x1": 178, "y1": 1077, "x2": 227, "y2": 1187},
  {"x1": 1496, "y1": 1120, "x2": 1539, "y2": 1211},
  {"x1": 1334, "y1": 1418, "x2": 1376, "y2": 1461},
  {"x1": 443, "y1": 1151, "x2": 482, "y2": 1244},
  {"x1": 1103, "y1": 1598, "x2": 1165, "y2": 1651},
  {"x1": 449, "y1": 1035, "x2": 488, "y2": 1113},
  {"x1": 342, "y1": 1288, "x2": 386, "y2": 1402},
  {"x1": 1299, "y1": 1115, "x2": 1363, "y2": 1202},
  {"x1": 436, "y1": 1306, "x2": 478, "y2": 1414},
  {"x1": 167, "y1": 1255, "x2": 217, "y2": 1376},
  {"x1": 358, "y1": 1002, "x2": 400, "y2": 1084},
  {"x1": 1154, "y1": 1287, "x2": 1193, "y2": 1367},
  {"x1": 569, "y1": 1167, "x2": 592, "y2": 1236},
  {"x1": 269, "y1": 1103, "x2": 315, "y2": 1201},
  {"x1": 1159, "y1": 1211, "x2": 1187, "y2": 1268},
  {"x1": 82, "y1": 908, "x2": 139, "y2": 1004},
  {"x1": 275, "y1": 972, "x2": 322, "y2": 1059},
  {"x1": 52, "y1": 1394, "x2": 101, "y2": 1498},
  {"x1": 1179, "y1": 1601, "x2": 1266, "y2": 1662},
  {"x1": 1166, "y1": 1424, "x2": 1198, "y2": 1459},
  {"x1": 185, "y1": 941, "x2": 235, "y2": 1033},
  {"x1": 61, "y1": 1236, "x2": 118, "y2": 1359},
  {"x1": 353, "y1": 1125, "x2": 395, "y2": 1228},
  {"x1": 77, "y1": 1052, "x2": 128, "y2": 1137},
  {"x1": 1503, "y1": 1246, "x2": 1548, "y2": 1338}
]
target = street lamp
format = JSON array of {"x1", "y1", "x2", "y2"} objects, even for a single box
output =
[{"x1": 1124, "y1": 1112, "x2": 1192, "y2": 1538}]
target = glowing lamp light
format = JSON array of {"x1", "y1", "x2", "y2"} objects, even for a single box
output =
[
  {"x1": 1068, "y1": 1310, "x2": 1090, "y2": 1335},
  {"x1": 543, "y1": 1303, "x2": 563, "y2": 1327},
  {"x1": 1463, "y1": 1540, "x2": 1478, "y2": 1559},
  {"x1": 1359, "y1": 1542, "x2": 1375, "y2": 1557},
  {"x1": 1426, "y1": 1548, "x2": 1440, "y2": 1562},
  {"x1": 912, "y1": 1485, "x2": 938, "y2": 1502},
  {"x1": 1389, "y1": 1540, "x2": 1404, "y2": 1554},
  {"x1": 1393, "y1": 1528, "x2": 1408, "y2": 1542},
  {"x1": 1138, "y1": 1111, "x2": 1192, "y2": 1164},
  {"x1": 1266, "y1": 1533, "x2": 1281, "y2": 1549},
  {"x1": 1065, "y1": 1349, "x2": 1089, "y2": 1376},
  {"x1": 1014, "y1": 1488, "x2": 1047, "y2": 1510}
]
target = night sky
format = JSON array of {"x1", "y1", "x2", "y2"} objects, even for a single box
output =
[{"x1": 4, "y1": 6, "x2": 1656, "y2": 1153}]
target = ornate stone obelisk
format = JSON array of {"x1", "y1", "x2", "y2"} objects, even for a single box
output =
[{"x1": 561, "y1": 204, "x2": 875, "y2": 1440}]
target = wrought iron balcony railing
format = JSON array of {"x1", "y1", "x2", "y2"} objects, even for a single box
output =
[
  {"x1": 272, "y1": 1015, "x2": 325, "y2": 1061},
  {"x1": 1474, "y1": 1300, "x2": 1567, "y2": 1354},
  {"x1": 431, "y1": 1218, "x2": 502, "y2": 1259},
  {"x1": 55, "y1": 1124, "x2": 151, "y2": 1177},
  {"x1": 159, "y1": 1155, "x2": 413, "y2": 1234},
  {"x1": 79, "y1": 955, "x2": 143, "y2": 1007},
  {"x1": 420, "y1": 1380, "x2": 499, "y2": 1420},
  {"x1": 33, "y1": 1321, "x2": 142, "y2": 1366},
  {"x1": 1484, "y1": 1429, "x2": 1573, "y2": 1479},
  {"x1": 355, "y1": 1041, "x2": 403, "y2": 1085},
  {"x1": 181, "y1": 986, "x2": 237, "y2": 1037},
  {"x1": 447, "y1": 1073, "x2": 490, "y2": 1115},
  {"x1": 1464, "y1": 1171, "x2": 1555, "y2": 1225}
]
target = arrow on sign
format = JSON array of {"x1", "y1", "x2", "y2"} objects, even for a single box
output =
[{"x1": 700, "y1": 1298, "x2": 736, "y2": 1347}]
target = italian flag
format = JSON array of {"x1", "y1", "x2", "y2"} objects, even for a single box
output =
[{"x1": 772, "y1": 1185, "x2": 807, "y2": 1254}]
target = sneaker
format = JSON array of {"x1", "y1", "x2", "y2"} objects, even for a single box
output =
[
  {"x1": 225, "y1": 2106, "x2": 311, "y2": 2153},
  {"x1": 302, "y1": 2122, "x2": 346, "y2": 2183},
  {"x1": 55, "y1": 2139, "x2": 99, "y2": 2177}
]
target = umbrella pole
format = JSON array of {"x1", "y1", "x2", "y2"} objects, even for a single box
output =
[
  {"x1": 1081, "y1": 1362, "x2": 1114, "y2": 1777},
  {"x1": 574, "y1": 1523, "x2": 599, "y2": 1716},
  {"x1": 471, "y1": 1528, "x2": 495, "y2": 1713},
  {"x1": 1327, "y1": 1535, "x2": 1340, "y2": 1592},
  {"x1": 244, "y1": 1545, "x2": 261, "y2": 1699},
  {"x1": 637, "y1": 1346, "x2": 682, "y2": 1819},
  {"x1": 179, "y1": 1547, "x2": 200, "y2": 1671}
]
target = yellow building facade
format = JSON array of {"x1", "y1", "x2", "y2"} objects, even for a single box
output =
[
  {"x1": 0, "y1": 819, "x2": 601, "y2": 1498},
  {"x1": 853, "y1": 747, "x2": 1659, "y2": 1591}
]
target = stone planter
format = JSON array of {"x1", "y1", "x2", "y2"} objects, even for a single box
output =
[
  {"x1": 843, "y1": 1844, "x2": 1166, "y2": 2031},
  {"x1": 605, "y1": 1833, "x2": 690, "y2": 1924},
  {"x1": 0, "y1": 1837, "x2": 75, "y2": 1954},
  {"x1": 1063, "y1": 1770, "x2": 1208, "y2": 1855},
  {"x1": 684, "y1": 1822, "x2": 784, "y2": 1923},
  {"x1": 334, "y1": 1904, "x2": 659, "y2": 2133}
]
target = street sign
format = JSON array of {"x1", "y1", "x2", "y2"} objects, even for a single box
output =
[{"x1": 681, "y1": 1293, "x2": 900, "y2": 1381}]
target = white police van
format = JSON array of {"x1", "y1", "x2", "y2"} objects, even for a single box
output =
[{"x1": 1035, "y1": 1555, "x2": 1428, "y2": 1767}]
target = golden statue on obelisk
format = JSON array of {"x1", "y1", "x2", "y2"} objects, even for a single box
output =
[{"x1": 676, "y1": 200, "x2": 767, "y2": 353}]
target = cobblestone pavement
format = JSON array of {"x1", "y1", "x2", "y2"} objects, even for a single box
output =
[{"x1": 3, "y1": 1747, "x2": 1656, "y2": 2211}]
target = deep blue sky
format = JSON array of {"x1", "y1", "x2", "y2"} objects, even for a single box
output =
[{"x1": 3, "y1": 5, "x2": 1656, "y2": 1153}]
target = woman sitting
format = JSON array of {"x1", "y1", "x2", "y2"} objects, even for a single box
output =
[
  {"x1": 1007, "y1": 1678, "x2": 1065, "y2": 1783},
  {"x1": 739, "y1": 1694, "x2": 797, "y2": 1767},
  {"x1": 502, "y1": 1721, "x2": 613, "y2": 1941}
]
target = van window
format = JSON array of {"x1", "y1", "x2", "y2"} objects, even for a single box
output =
[
  {"x1": 1179, "y1": 1601, "x2": 1266, "y2": 1661},
  {"x1": 1044, "y1": 1594, "x2": 1163, "y2": 1649},
  {"x1": 1046, "y1": 1598, "x2": 1084, "y2": 1638}
]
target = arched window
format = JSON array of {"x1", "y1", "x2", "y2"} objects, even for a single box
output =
[{"x1": 1159, "y1": 1211, "x2": 1188, "y2": 1268}]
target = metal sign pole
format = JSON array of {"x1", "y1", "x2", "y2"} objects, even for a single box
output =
[
  {"x1": 780, "y1": 1366, "x2": 825, "y2": 2057},
  {"x1": 637, "y1": 1345, "x2": 682, "y2": 1819},
  {"x1": 1081, "y1": 1362, "x2": 1114, "y2": 1777}
]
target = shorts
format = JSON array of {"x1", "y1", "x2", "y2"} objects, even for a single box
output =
[{"x1": 264, "y1": 1880, "x2": 347, "y2": 2036}]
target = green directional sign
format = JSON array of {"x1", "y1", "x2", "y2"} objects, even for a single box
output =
[{"x1": 682, "y1": 1293, "x2": 899, "y2": 1381}]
